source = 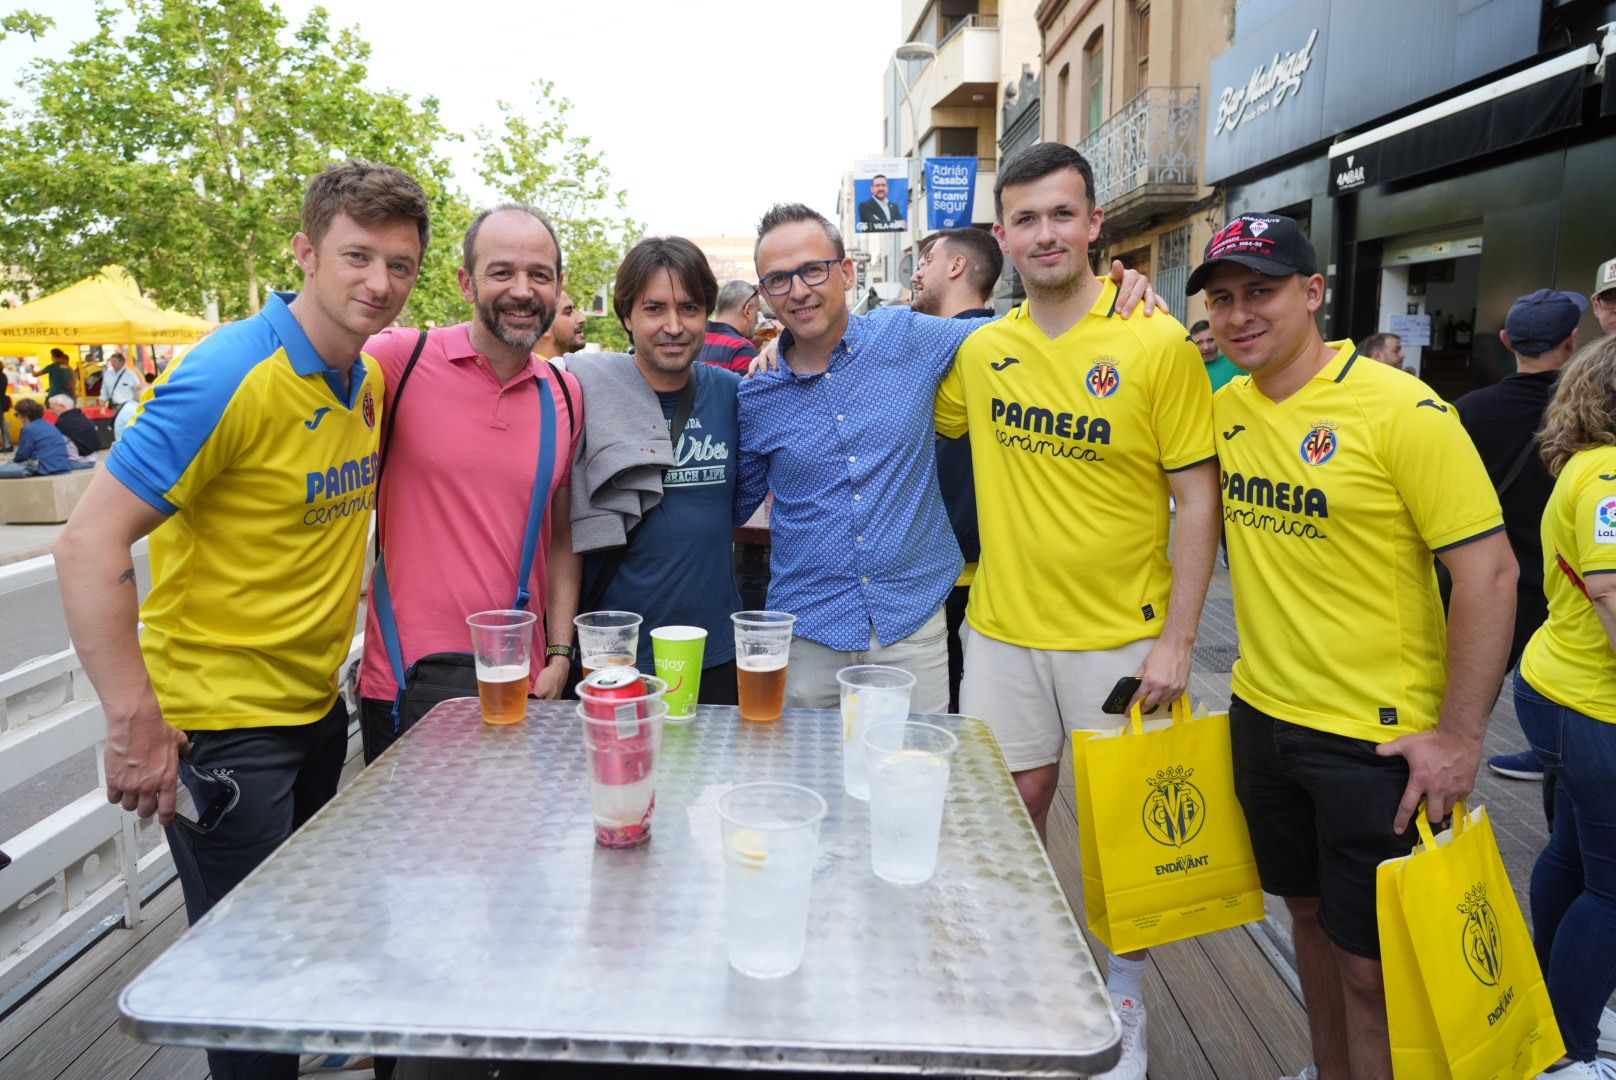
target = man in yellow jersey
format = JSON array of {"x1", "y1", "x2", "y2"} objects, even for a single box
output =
[
  {"x1": 1192, "y1": 213, "x2": 1517, "y2": 1080},
  {"x1": 54, "y1": 161, "x2": 430, "y2": 1080},
  {"x1": 936, "y1": 142, "x2": 1221, "y2": 1080}
]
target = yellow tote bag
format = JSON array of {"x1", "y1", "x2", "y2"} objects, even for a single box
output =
[
  {"x1": 1072, "y1": 696, "x2": 1265, "y2": 953},
  {"x1": 1377, "y1": 802, "x2": 1563, "y2": 1080}
]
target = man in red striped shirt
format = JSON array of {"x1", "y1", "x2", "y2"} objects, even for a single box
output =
[{"x1": 699, "y1": 279, "x2": 762, "y2": 372}]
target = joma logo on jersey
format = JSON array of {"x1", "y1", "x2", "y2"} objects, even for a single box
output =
[
  {"x1": 1300, "y1": 422, "x2": 1339, "y2": 465},
  {"x1": 305, "y1": 453, "x2": 378, "y2": 504},
  {"x1": 1085, "y1": 360, "x2": 1121, "y2": 398},
  {"x1": 991, "y1": 398, "x2": 1112, "y2": 443},
  {"x1": 1221, "y1": 471, "x2": 1329, "y2": 517}
]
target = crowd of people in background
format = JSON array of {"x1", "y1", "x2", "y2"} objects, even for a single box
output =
[{"x1": 28, "y1": 144, "x2": 1616, "y2": 1080}]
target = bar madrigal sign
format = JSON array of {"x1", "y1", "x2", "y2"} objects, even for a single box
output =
[{"x1": 1214, "y1": 27, "x2": 1320, "y2": 137}]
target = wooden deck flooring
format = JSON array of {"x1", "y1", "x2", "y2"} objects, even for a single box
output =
[{"x1": 1, "y1": 724, "x2": 1308, "y2": 1079}]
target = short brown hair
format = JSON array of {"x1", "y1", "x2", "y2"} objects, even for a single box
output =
[
  {"x1": 1540, "y1": 335, "x2": 1616, "y2": 476},
  {"x1": 14, "y1": 398, "x2": 43, "y2": 422},
  {"x1": 301, "y1": 160, "x2": 431, "y2": 253},
  {"x1": 613, "y1": 237, "x2": 718, "y2": 327},
  {"x1": 995, "y1": 143, "x2": 1097, "y2": 219}
]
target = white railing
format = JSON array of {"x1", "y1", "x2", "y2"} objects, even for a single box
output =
[{"x1": 0, "y1": 544, "x2": 363, "y2": 1002}]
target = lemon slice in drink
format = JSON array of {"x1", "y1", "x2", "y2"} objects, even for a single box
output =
[
  {"x1": 730, "y1": 829, "x2": 768, "y2": 867},
  {"x1": 882, "y1": 748, "x2": 945, "y2": 767},
  {"x1": 842, "y1": 693, "x2": 858, "y2": 740}
]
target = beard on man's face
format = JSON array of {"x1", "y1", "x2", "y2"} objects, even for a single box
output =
[{"x1": 476, "y1": 292, "x2": 556, "y2": 351}]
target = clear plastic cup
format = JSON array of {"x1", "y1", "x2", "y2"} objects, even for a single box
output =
[
  {"x1": 836, "y1": 665, "x2": 916, "y2": 800},
  {"x1": 466, "y1": 610, "x2": 538, "y2": 725},
  {"x1": 863, "y1": 721, "x2": 958, "y2": 885},
  {"x1": 575, "y1": 611, "x2": 643, "y2": 678},
  {"x1": 577, "y1": 687, "x2": 667, "y2": 849},
  {"x1": 716, "y1": 782, "x2": 827, "y2": 978},
  {"x1": 731, "y1": 611, "x2": 795, "y2": 722}
]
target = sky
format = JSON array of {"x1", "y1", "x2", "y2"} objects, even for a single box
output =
[{"x1": 0, "y1": 0, "x2": 901, "y2": 239}]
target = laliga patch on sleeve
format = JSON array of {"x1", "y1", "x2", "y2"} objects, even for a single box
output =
[{"x1": 1596, "y1": 496, "x2": 1616, "y2": 544}]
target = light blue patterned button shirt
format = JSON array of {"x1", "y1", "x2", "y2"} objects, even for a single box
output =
[{"x1": 735, "y1": 306, "x2": 991, "y2": 650}]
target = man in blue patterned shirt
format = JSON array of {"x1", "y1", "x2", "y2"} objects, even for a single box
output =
[{"x1": 736, "y1": 204, "x2": 1153, "y2": 711}]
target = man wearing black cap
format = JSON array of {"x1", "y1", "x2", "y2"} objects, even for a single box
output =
[
  {"x1": 1457, "y1": 288, "x2": 1587, "y2": 788},
  {"x1": 1191, "y1": 213, "x2": 1517, "y2": 1080}
]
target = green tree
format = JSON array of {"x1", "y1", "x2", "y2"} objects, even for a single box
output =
[
  {"x1": 0, "y1": 9, "x2": 51, "y2": 42},
  {"x1": 0, "y1": 0, "x2": 463, "y2": 320},
  {"x1": 475, "y1": 81, "x2": 641, "y2": 323}
]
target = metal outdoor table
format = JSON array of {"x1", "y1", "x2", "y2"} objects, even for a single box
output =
[{"x1": 119, "y1": 701, "x2": 1120, "y2": 1076}]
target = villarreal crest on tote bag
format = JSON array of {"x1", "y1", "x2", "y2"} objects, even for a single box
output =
[
  {"x1": 1377, "y1": 802, "x2": 1562, "y2": 1079},
  {"x1": 1072, "y1": 696, "x2": 1264, "y2": 953}
]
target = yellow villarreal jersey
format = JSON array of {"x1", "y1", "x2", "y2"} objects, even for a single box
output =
[
  {"x1": 1215, "y1": 341, "x2": 1503, "y2": 741},
  {"x1": 108, "y1": 293, "x2": 382, "y2": 730},
  {"x1": 936, "y1": 279, "x2": 1215, "y2": 649},
  {"x1": 1521, "y1": 445, "x2": 1616, "y2": 723}
]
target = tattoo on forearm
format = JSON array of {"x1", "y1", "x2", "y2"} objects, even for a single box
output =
[{"x1": 117, "y1": 568, "x2": 136, "y2": 586}]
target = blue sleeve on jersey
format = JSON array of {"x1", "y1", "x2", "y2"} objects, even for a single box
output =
[{"x1": 106, "y1": 316, "x2": 275, "y2": 515}]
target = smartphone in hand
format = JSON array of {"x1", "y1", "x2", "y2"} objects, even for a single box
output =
[
  {"x1": 1101, "y1": 675, "x2": 1157, "y2": 716},
  {"x1": 173, "y1": 759, "x2": 240, "y2": 834}
]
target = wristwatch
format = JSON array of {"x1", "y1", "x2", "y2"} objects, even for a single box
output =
[{"x1": 545, "y1": 643, "x2": 576, "y2": 662}]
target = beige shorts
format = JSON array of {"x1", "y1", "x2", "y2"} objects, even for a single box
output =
[{"x1": 959, "y1": 626, "x2": 1157, "y2": 771}]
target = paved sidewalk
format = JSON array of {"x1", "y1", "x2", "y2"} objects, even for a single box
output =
[{"x1": 0, "y1": 522, "x2": 63, "y2": 567}]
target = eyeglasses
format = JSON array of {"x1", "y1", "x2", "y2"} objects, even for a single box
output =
[{"x1": 759, "y1": 259, "x2": 839, "y2": 297}]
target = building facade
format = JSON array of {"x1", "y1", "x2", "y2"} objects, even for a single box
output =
[
  {"x1": 1038, "y1": 0, "x2": 1236, "y2": 326},
  {"x1": 851, "y1": 0, "x2": 1043, "y2": 303},
  {"x1": 1205, "y1": 0, "x2": 1616, "y2": 397}
]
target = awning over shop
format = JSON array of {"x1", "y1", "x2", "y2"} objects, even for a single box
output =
[
  {"x1": 0, "y1": 267, "x2": 215, "y2": 345},
  {"x1": 1327, "y1": 45, "x2": 1597, "y2": 197}
]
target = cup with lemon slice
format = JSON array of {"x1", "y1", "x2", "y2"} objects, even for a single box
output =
[
  {"x1": 715, "y1": 782, "x2": 827, "y2": 978},
  {"x1": 836, "y1": 665, "x2": 916, "y2": 800},
  {"x1": 863, "y1": 721, "x2": 958, "y2": 885}
]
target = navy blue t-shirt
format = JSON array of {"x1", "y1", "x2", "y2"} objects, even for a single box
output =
[{"x1": 586, "y1": 362, "x2": 743, "y2": 670}]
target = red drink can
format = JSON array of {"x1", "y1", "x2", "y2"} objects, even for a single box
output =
[{"x1": 580, "y1": 667, "x2": 653, "y2": 788}]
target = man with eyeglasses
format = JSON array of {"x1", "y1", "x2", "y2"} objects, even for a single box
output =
[
  {"x1": 698, "y1": 279, "x2": 762, "y2": 372},
  {"x1": 736, "y1": 203, "x2": 1156, "y2": 713}
]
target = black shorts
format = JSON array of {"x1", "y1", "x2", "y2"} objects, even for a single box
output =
[{"x1": 1230, "y1": 695, "x2": 1418, "y2": 959}]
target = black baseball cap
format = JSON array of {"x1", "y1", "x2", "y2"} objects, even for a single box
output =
[
  {"x1": 1185, "y1": 213, "x2": 1319, "y2": 295},
  {"x1": 1504, "y1": 289, "x2": 1587, "y2": 357}
]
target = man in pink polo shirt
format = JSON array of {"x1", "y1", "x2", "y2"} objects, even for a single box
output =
[{"x1": 358, "y1": 203, "x2": 584, "y2": 765}]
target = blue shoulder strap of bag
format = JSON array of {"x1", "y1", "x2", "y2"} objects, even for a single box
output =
[{"x1": 372, "y1": 344, "x2": 562, "y2": 721}]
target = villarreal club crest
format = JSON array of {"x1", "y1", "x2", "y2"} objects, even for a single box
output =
[
  {"x1": 1085, "y1": 357, "x2": 1121, "y2": 399},
  {"x1": 1300, "y1": 420, "x2": 1339, "y2": 466}
]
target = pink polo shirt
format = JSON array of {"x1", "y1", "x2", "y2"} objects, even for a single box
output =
[{"x1": 359, "y1": 324, "x2": 583, "y2": 703}]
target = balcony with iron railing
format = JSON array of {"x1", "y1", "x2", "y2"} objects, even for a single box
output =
[{"x1": 1076, "y1": 85, "x2": 1201, "y2": 234}]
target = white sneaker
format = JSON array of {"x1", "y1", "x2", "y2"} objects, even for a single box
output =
[
  {"x1": 1094, "y1": 992, "x2": 1147, "y2": 1080},
  {"x1": 1601, "y1": 1006, "x2": 1616, "y2": 1055},
  {"x1": 1281, "y1": 1067, "x2": 1318, "y2": 1080},
  {"x1": 1535, "y1": 1059, "x2": 1616, "y2": 1078}
]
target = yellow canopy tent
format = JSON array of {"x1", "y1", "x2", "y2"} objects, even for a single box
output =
[{"x1": 0, "y1": 267, "x2": 215, "y2": 346}]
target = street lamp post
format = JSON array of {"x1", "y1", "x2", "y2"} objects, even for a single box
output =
[{"x1": 892, "y1": 42, "x2": 937, "y2": 287}]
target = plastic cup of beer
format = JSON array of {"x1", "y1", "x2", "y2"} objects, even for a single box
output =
[
  {"x1": 575, "y1": 611, "x2": 643, "y2": 678},
  {"x1": 863, "y1": 721, "x2": 958, "y2": 885},
  {"x1": 577, "y1": 674, "x2": 668, "y2": 849},
  {"x1": 465, "y1": 609, "x2": 537, "y2": 725},
  {"x1": 731, "y1": 611, "x2": 794, "y2": 723},
  {"x1": 716, "y1": 782, "x2": 827, "y2": 979},
  {"x1": 836, "y1": 665, "x2": 916, "y2": 801},
  {"x1": 650, "y1": 626, "x2": 706, "y2": 722}
]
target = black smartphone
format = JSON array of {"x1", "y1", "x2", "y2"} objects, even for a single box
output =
[
  {"x1": 174, "y1": 759, "x2": 240, "y2": 834},
  {"x1": 1101, "y1": 675, "x2": 1157, "y2": 715}
]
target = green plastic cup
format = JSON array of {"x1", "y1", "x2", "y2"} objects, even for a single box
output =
[{"x1": 651, "y1": 626, "x2": 707, "y2": 721}]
